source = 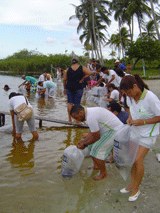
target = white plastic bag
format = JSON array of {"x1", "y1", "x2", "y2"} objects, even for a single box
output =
[
  {"x1": 61, "y1": 145, "x2": 89, "y2": 177},
  {"x1": 113, "y1": 125, "x2": 139, "y2": 180}
]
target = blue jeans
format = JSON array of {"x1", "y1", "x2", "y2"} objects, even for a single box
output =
[{"x1": 66, "y1": 89, "x2": 83, "y2": 105}]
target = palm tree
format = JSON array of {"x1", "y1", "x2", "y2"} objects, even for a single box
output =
[
  {"x1": 69, "y1": 2, "x2": 97, "y2": 57},
  {"x1": 147, "y1": 0, "x2": 160, "y2": 40},
  {"x1": 106, "y1": 27, "x2": 130, "y2": 58},
  {"x1": 106, "y1": 33, "x2": 121, "y2": 58},
  {"x1": 109, "y1": 50, "x2": 117, "y2": 58},
  {"x1": 124, "y1": 0, "x2": 152, "y2": 76},
  {"x1": 69, "y1": 0, "x2": 111, "y2": 63},
  {"x1": 109, "y1": 0, "x2": 134, "y2": 50},
  {"x1": 142, "y1": 19, "x2": 157, "y2": 39}
]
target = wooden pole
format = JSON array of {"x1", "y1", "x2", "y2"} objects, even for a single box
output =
[{"x1": 0, "y1": 113, "x2": 5, "y2": 127}]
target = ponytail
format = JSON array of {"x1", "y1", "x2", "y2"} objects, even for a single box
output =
[{"x1": 120, "y1": 75, "x2": 149, "y2": 92}]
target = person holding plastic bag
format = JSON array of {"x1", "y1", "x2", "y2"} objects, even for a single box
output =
[
  {"x1": 114, "y1": 125, "x2": 139, "y2": 168},
  {"x1": 70, "y1": 105, "x2": 123, "y2": 180},
  {"x1": 119, "y1": 75, "x2": 160, "y2": 202}
]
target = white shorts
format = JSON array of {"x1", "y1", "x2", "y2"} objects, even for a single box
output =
[{"x1": 139, "y1": 136, "x2": 157, "y2": 149}]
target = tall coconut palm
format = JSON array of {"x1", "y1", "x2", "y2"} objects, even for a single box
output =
[
  {"x1": 109, "y1": 50, "x2": 117, "y2": 58},
  {"x1": 69, "y1": 2, "x2": 97, "y2": 57},
  {"x1": 146, "y1": 0, "x2": 160, "y2": 40},
  {"x1": 142, "y1": 19, "x2": 157, "y2": 39},
  {"x1": 125, "y1": 0, "x2": 152, "y2": 76},
  {"x1": 106, "y1": 33, "x2": 121, "y2": 58},
  {"x1": 106, "y1": 27, "x2": 130, "y2": 58},
  {"x1": 69, "y1": 0, "x2": 111, "y2": 63}
]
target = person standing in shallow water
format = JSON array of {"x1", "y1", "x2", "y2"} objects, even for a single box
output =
[
  {"x1": 119, "y1": 75, "x2": 160, "y2": 202},
  {"x1": 70, "y1": 105, "x2": 123, "y2": 180},
  {"x1": 9, "y1": 92, "x2": 39, "y2": 142},
  {"x1": 63, "y1": 58, "x2": 95, "y2": 122},
  {"x1": 3, "y1": 84, "x2": 10, "y2": 91}
]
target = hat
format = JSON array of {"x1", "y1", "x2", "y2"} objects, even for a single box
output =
[{"x1": 115, "y1": 59, "x2": 120, "y2": 63}]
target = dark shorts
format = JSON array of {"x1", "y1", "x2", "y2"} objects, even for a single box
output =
[{"x1": 66, "y1": 89, "x2": 83, "y2": 105}]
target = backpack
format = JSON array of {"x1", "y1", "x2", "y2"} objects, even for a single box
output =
[{"x1": 14, "y1": 97, "x2": 33, "y2": 121}]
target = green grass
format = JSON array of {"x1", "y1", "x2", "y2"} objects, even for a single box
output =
[{"x1": 131, "y1": 68, "x2": 160, "y2": 79}]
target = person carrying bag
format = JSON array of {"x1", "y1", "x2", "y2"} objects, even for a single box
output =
[
  {"x1": 14, "y1": 97, "x2": 33, "y2": 121},
  {"x1": 9, "y1": 92, "x2": 38, "y2": 142}
]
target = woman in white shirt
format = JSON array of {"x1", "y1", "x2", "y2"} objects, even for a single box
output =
[{"x1": 119, "y1": 75, "x2": 160, "y2": 202}]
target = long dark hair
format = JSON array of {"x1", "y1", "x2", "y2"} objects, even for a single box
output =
[{"x1": 120, "y1": 74, "x2": 149, "y2": 92}]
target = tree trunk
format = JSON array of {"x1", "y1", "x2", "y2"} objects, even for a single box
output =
[
  {"x1": 132, "y1": 57, "x2": 140, "y2": 69},
  {"x1": 97, "y1": 30, "x2": 104, "y2": 65},
  {"x1": 131, "y1": 16, "x2": 134, "y2": 42},
  {"x1": 150, "y1": 0, "x2": 160, "y2": 40},
  {"x1": 118, "y1": 18, "x2": 124, "y2": 58},
  {"x1": 137, "y1": 16, "x2": 146, "y2": 77},
  {"x1": 91, "y1": 1, "x2": 101, "y2": 61}
]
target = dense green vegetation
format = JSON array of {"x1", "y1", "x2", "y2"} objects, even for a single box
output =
[
  {"x1": 0, "y1": 50, "x2": 77, "y2": 77},
  {"x1": 0, "y1": 49, "x2": 159, "y2": 78}
]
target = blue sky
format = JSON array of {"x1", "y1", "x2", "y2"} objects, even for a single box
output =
[
  {"x1": 0, "y1": 0, "x2": 86, "y2": 59},
  {"x1": 0, "y1": 0, "x2": 123, "y2": 59}
]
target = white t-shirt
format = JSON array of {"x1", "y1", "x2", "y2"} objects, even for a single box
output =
[
  {"x1": 86, "y1": 107, "x2": 123, "y2": 135},
  {"x1": 38, "y1": 74, "x2": 46, "y2": 82},
  {"x1": 102, "y1": 69, "x2": 121, "y2": 87},
  {"x1": 110, "y1": 89, "x2": 120, "y2": 101},
  {"x1": 127, "y1": 89, "x2": 160, "y2": 137},
  {"x1": 9, "y1": 95, "x2": 32, "y2": 110}
]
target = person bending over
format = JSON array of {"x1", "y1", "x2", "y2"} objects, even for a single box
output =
[{"x1": 70, "y1": 105, "x2": 123, "y2": 180}]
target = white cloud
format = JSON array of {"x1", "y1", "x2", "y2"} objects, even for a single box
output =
[
  {"x1": 0, "y1": 0, "x2": 80, "y2": 30},
  {"x1": 0, "y1": 0, "x2": 141, "y2": 59},
  {"x1": 46, "y1": 36, "x2": 55, "y2": 44}
]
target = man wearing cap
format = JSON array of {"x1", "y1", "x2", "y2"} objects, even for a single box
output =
[{"x1": 114, "y1": 59, "x2": 126, "y2": 72}]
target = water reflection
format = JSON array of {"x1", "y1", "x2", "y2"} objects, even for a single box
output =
[
  {"x1": 56, "y1": 80, "x2": 64, "y2": 97},
  {"x1": 46, "y1": 126, "x2": 88, "y2": 148},
  {"x1": 37, "y1": 97, "x2": 47, "y2": 111},
  {"x1": 6, "y1": 140, "x2": 35, "y2": 169},
  {"x1": 36, "y1": 97, "x2": 55, "y2": 116}
]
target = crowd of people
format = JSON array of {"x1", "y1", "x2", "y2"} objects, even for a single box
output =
[
  {"x1": 6, "y1": 57, "x2": 160, "y2": 202},
  {"x1": 63, "y1": 58, "x2": 160, "y2": 202}
]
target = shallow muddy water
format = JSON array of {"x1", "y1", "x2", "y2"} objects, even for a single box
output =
[{"x1": 0, "y1": 75, "x2": 160, "y2": 213}]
